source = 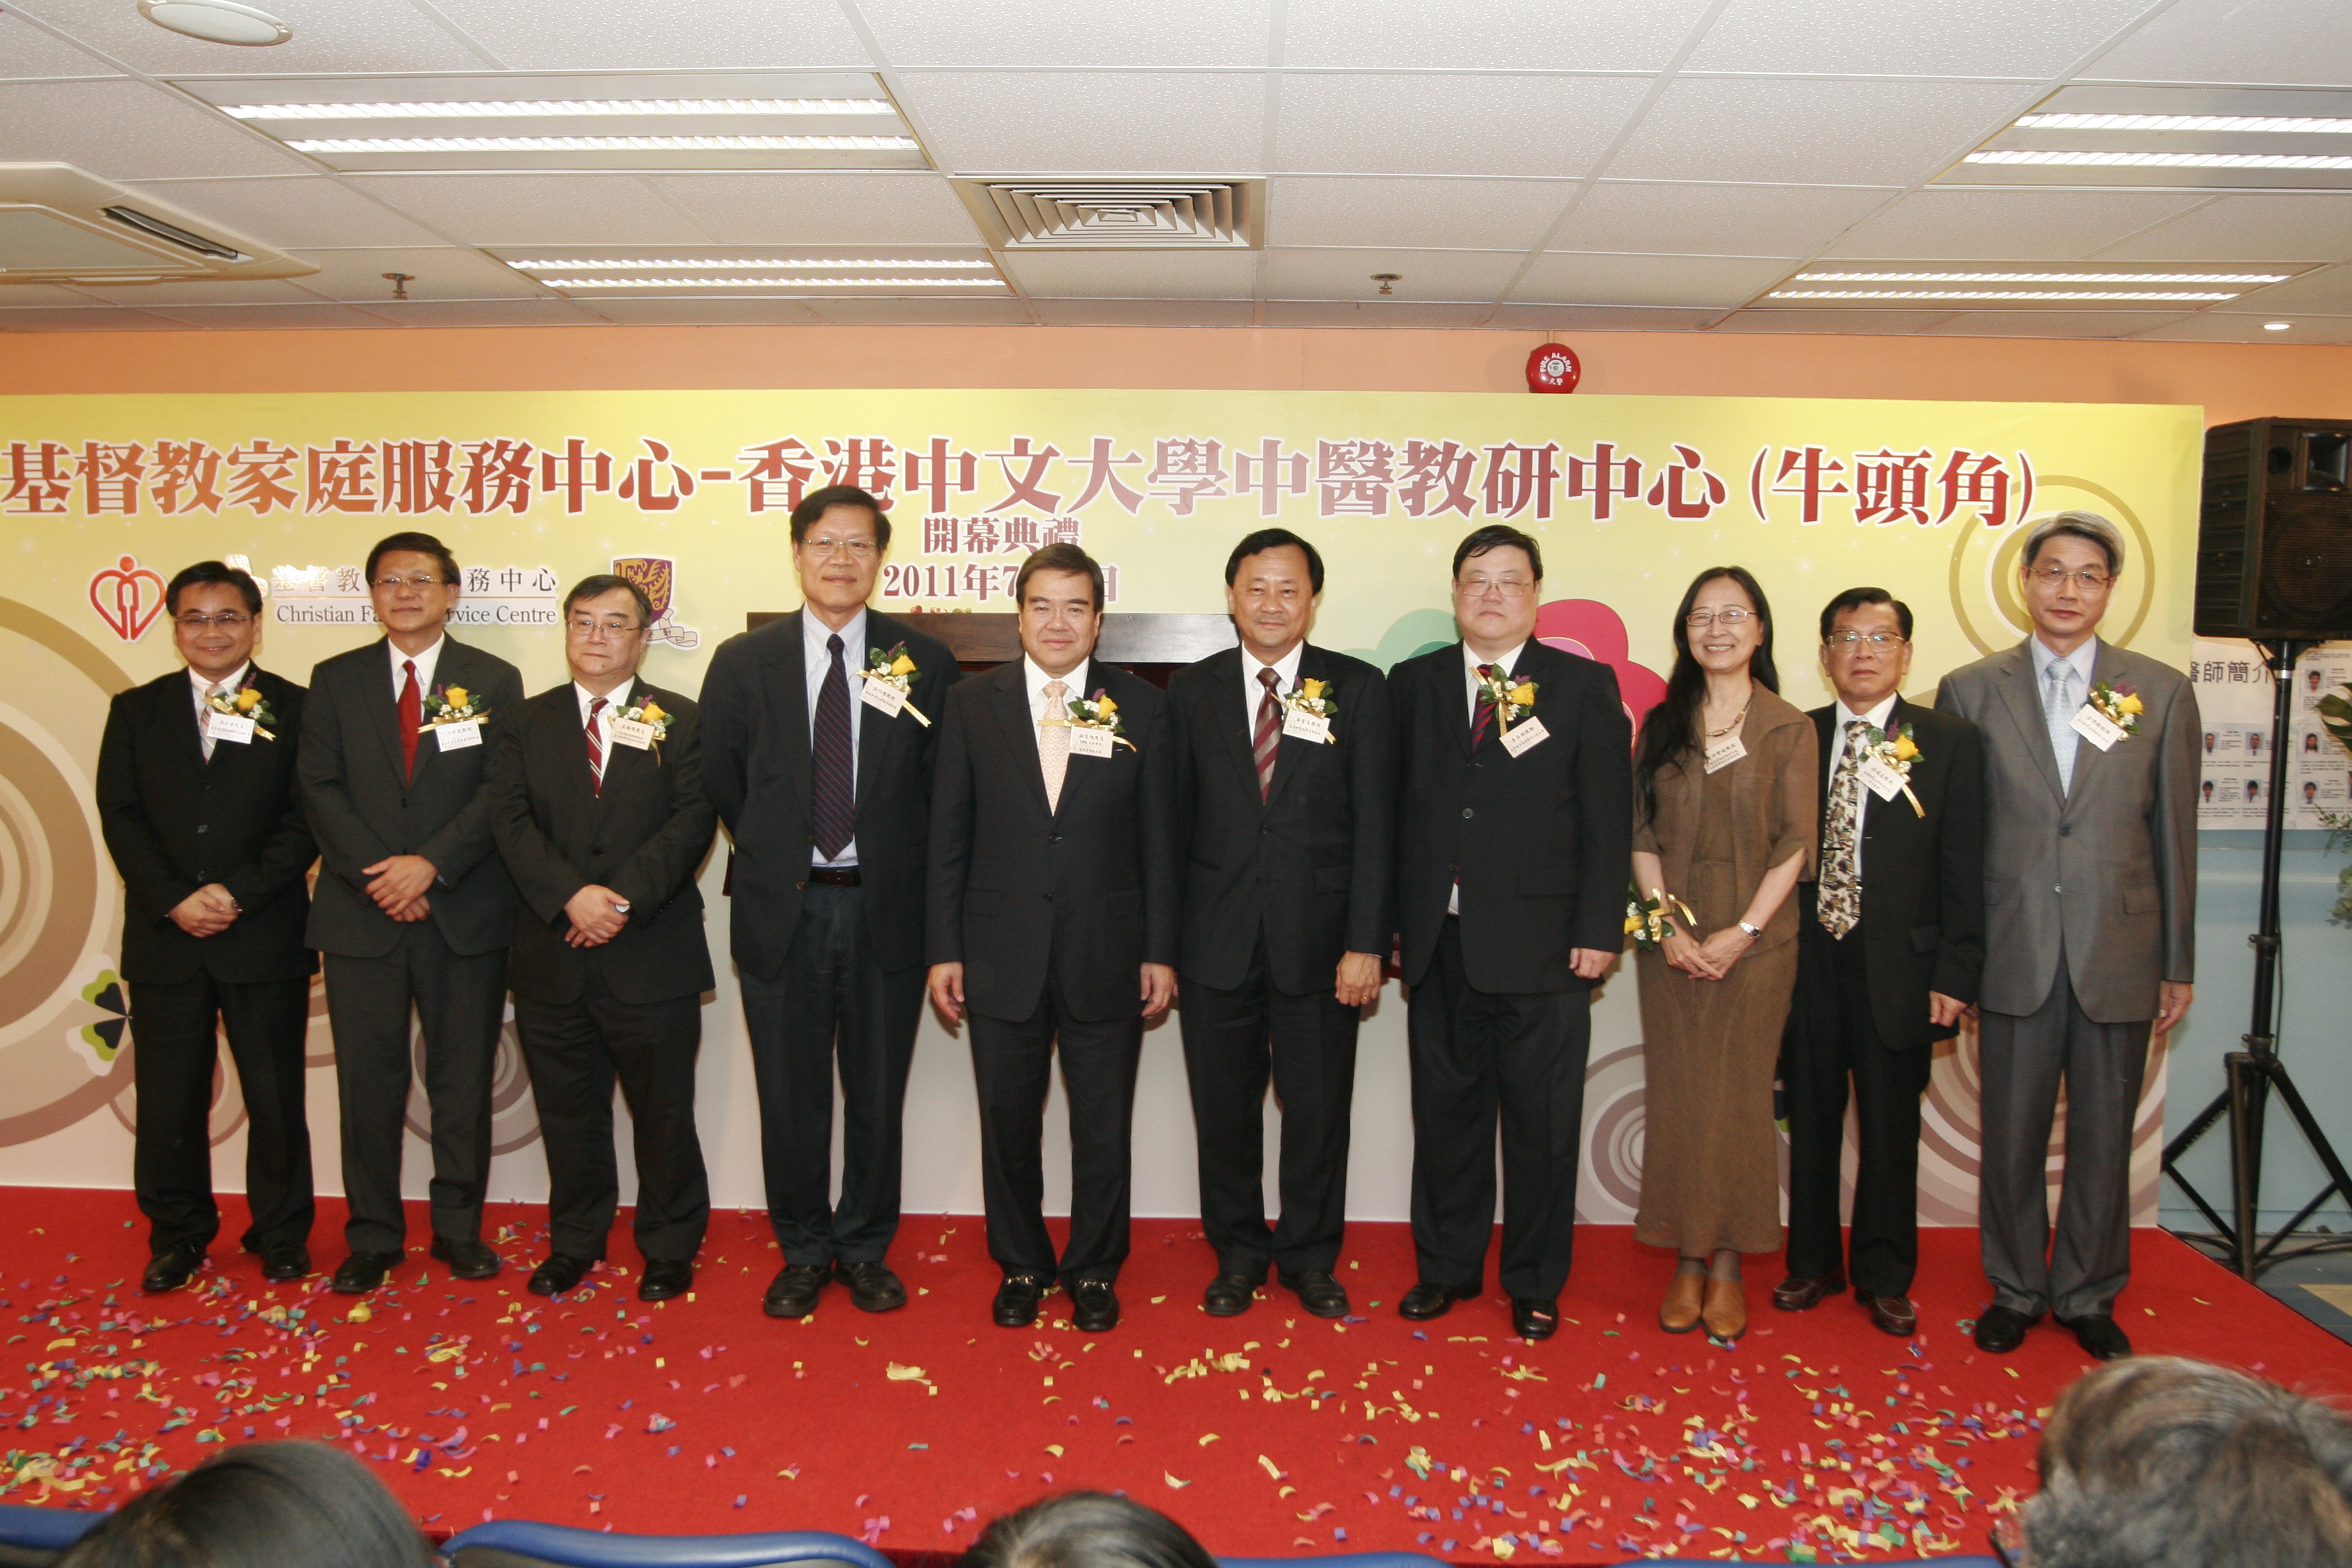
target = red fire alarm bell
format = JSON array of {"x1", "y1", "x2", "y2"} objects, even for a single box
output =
[{"x1": 1526, "y1": 342, "x2": 1579, "y2": 394}]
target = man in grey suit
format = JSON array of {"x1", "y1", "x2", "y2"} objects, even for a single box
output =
[{"x1": 1934, "y1": 511, "x2": 2197, "y2": 1361}]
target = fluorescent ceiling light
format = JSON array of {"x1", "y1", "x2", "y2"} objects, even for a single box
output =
[
  {"x1": 2016, "y1": 113, "x2": 2352, "y2": 134},
  {"x1": 1967, "y1": 150, "x2": 2352, "y2": 170},
  {"x1": 1772, "y1": 289, "x2": 2240, "y2": 301},
  {"x1": 1797, "y1": 270, "x2": 2288, "y2": 284},
  {"x1": 510, "y1": 256, "x2": 996, "y2": 273},
  {"x1": 224, "y1": 98, "x2": 892, "y2": 120},
  {"x1": 541, "y1": 276, "x2": 1007, "y2": 289},
  {"x1": 285, "y1": 135, "x2": 916, "y2": 154},
  {"x1": 2266, "y1": 322, "x2": 2294, "y2": 330}
]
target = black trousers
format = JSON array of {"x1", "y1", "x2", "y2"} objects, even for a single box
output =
[
  {"x1": 739, "y1": 884, "x2": 923, "y2": 1266},
  {"x1": 969, "y1": 952, "x2": 1143, "y2": 1287},
  {"x1": 1406, "y1": 916, "x2": 1591, "y2": 1302},
  {"x1": 126, "y1": 973, "x2": 313, "y2": 1257},
  {"x1": 514, "y1": 971, "x2": 709, "y2": 1265},
  {"x1": 1782, "y1": 911, "x2": 1934, "y2": 1296},
  {"x1": 324, "y1": 923, "x2": 507, "y2": 1255},
  {"x1": 1178, "y1": 934, "x2": 1359, "y2": 1280}
]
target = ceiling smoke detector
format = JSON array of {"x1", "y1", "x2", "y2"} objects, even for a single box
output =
[
  {"x1": 954, "y1": 179, "x2": 1263, "y2": 250},
  {"x1": 138, "y1": 0, "x2": 291, "y2": 46}
]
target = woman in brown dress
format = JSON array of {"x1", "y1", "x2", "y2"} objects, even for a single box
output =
[{"x1": 1630, "y1": 566, "x2": 1816, "y2": 1342}]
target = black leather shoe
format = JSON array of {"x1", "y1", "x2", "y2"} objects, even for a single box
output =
[
  {"x1": 1772, "y1": 1269, "x2": 1847, "y2": 1312},
  {"x1": 258, "y1": 1245, "x2": 310, "y2": 1283},
  {"x1": 1398, "y1": 1280, "x2": 1479, "y2": 1321},
  {"x1": 1973, "y1": 1303, "x2": 2040, "y2": 1353},
  {"x1": 1279, "y1": 1269, "x2": 1351, "y2": 1319},
  {"x1": 141, "y1": 1246, "x2": 203, "y2": 1294},
  {"x1": 529, "y1": 1255, "x2": 595, "y2": 1297},
  {"x1": 1857, "y1": 1290, "x2": 1919, "y2": 1338},
  {"x1": 430, "y1": 1236, "x2": 501, "y2": 1281},
  {"x1": 640, "y1": 1259, "x2": 693, "y2": 1302},
  {"x1": 1204, "y1": 1272, "x2": 1257, "y2": 1316},
  {"x1": 763, "y1": 1263, "x2": 828, "y2": 1318},
  {"x1": 332, "y1": 1251, "x2": 401, "y2": 1295},
  {"x1": 835, "y1": 1260, "x2": 907, "y2": 1312},
  {"x1": 2059, "y1": 1312, "x2": 2132, "y2": 1361},
  {"x1": 1512, "y1": 1297, "x2": 1560, "y2": 1340},
  {"x1": 993, "y1": 1271, "x2": 1048, "y2": 1328},
  {"x1": 1070, "y1": 1278, "x2": 1119, "y2": 1332}
]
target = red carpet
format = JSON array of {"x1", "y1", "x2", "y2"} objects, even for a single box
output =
[{"x1": 0, "y1": 1189, "x2": 2345, "y2": 1564}]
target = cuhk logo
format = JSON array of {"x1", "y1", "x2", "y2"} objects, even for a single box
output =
[
  {"x1": 612, "y1": 554, "x2": 701, "y2": 650},
  {"x1": 1525, "y1": 342, "x2": 1580, "y2": 395},
  {"x1": 89, "y1": 554, "x2": 167, "y2": 642}
]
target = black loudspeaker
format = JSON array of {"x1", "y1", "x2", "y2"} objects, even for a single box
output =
[{"x1": 2196, "y1": 416, "x2": 2352, "y2": 640}]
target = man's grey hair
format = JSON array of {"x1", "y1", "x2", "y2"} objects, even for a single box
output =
[
  {"x1": 2023, "y1": 1357, "x2": 2352, "y2": 1568},
  {"x1": 2020, "y1": 510, "x2": 2126, "y2": 577}
]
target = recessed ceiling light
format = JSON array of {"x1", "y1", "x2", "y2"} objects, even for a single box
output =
[
  {"x1": 541, "y1": 275, "x2": 1007, "y2": 290},
  {"x1": 2016, "y1": 113, "x2": 2352, "y2": 134},
  {"x1": 508, "y1": 256, "x2": 998, "y2": 273},
  {"x1": 223, "y1": 98, "x2": 894, "y2": 120},
  {"x1": 1771, "y1": 289, "x2": 2241, "y2": 301},
  {"x1": 2265, "y1": 322, "x2": 2294, "y2": 330},
  {"x1": 1796, "y1": 270, "x2": 2288, "y2": 285},
  {"x1": 1966, "y1": 150, "x2": 2352, "y2": 170},
  {"x1": 283, "y1": 135, "x2": 917, "y2": 154},
  {"x1": 138, "y1": 0, "x2": 290, "y2": 45}
]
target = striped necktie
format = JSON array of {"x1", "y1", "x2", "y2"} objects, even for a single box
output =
[
  {"x1": 585, "y1": 696, "x2": 607, "y2": 796},
  {"x1": 1252, "y1": 666, "x2": 1282, "y2": 802}
]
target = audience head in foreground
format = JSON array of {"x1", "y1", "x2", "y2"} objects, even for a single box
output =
[
  {"x1": 965, "y1": 1491, "x2": 1218, "y2": 1568},
  {"x1": 57, "y1": 1440, "x2": 436, "y2": 1568},
  {"x1": 2017, "y1": 1357, "x2": 2352, "y2": 1568}
]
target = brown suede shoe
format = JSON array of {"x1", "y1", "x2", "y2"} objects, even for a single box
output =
[
  {"x1": 1702, "y1": 1275, "x2": 1747, "y2": 1341},
  {"x1": 1660, "y1": 1271, "x2": 1705, "y2": 1334}
]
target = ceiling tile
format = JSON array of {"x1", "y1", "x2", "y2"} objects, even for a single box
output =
[
  {"x1": 136, "y1": 302, "x2": 395, "y2": 329},
  {"x1": 1913, "y1": 309, "x2": 2196, "y2": 336},
  {"x1": 0, "y1": 282, "x2": 111, "y2": 305},
  {"x1": 862, "y1": 0, "x2": 1269, "y2": 68},
  {"x1": 2081, "y1": 0, "x2": 2352, "y2": 87},
  {"x1": 1557, "y1": 181, "x2": 1895, "y2": 257},
  {"x1": 285, "y1": 247, "x2": 546, "y2": 302},
  {"x1": 0, "y1": 11, "x2": 115, "y2": 78},
  {"x1": 2096, "y1": 194, "x2": 2352, "y2": 262},
  {"x1": 1275, "y1": 73, "x2": 1649, "y2": 178},
  {"x1": 1267, "y1": 176, "x2": 1569, "y2": 249},
  {"x1": 2215, "y1": 265, "x2": 2352, "y2": 314},
  {"x1": 1686, "y1": 0, "x2": 2154, "y2": 78},
  {"x1": 65, "y1": 277, "x2": 322, "y2": 307},
  {"x1": 21, "y1": 0, "x2": 489, "y2": 75},
  {"x1": 1485, "y1": 303, "x2": 1722, "y2": 331},
  {"x1": 1261, "y1": 246, "x2": 1521, "y2": 301},
  {"x1": 1608, "y1": 78, "x2": 2029, "y2": 186},
  {"x1": 428, "y1": 0, "x2": 869, "y2": 70},
  {"x1": 1003, "y1": 251, "x2": 1263, "y2": 299},
  {"x1": 1030, "y1": 297, "x2": 1259, "y2": 325},
  {"x1": 0, "y1": 304, "x2": 187, "y2": 330},
  {"x1": 1824, "y1": 188, "x2": 2209, "y2": 260},
  {"x1": 342, "y1": 175, "x2": 715, "y2": 246},
  {"x1": 2134, "y1": 313, "x2": 2352, "y2": 344},
  {"x1": 1257, "y1": 299, "x2": 1491, "y2": 327},
  {"x1": 651, "y1": 173, "x2": 983, "y2": 245},
  {"x1": 1283, "y1": 0, "x2": 1712, "y2": 70},
  {"x1": 899, "y1": 72, "x2": 1265, "y2": 173},
  {"x1": 575, "y1": 298, "x2": 826, "y2": 326},
  {"x1": 1511, "y1": 251, "x2": 1797, "y2": 307},
  {"x1": 0, "y1": 79, "x2": 309, "y2": 180},
  {"x1": 798, "y1": 297, "x2": 1036, "y2": 324},
  {"x1": 1714, "y1": 308, "x2": 1957, "y2": 334},
  {"x1": 356, "y1": 299, "x2": 607, "y2": 327},
  {"x1": 121, "y1": 178, "x2": 442, "y2": 250}
]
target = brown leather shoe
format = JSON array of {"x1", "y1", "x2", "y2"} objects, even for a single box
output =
[
  {"x1": 1660, "y1": 1271, "x2": 1705, "y2": 1334},
  {"x1": 1701, "y1": 1275, "x2": 1747, "y2": 1341},
  {"x1": 1856, "y1": 1289, "x2": 1918, "y2": 1337},
  {"x1": 1771, "y1": 1269, "x2": 1847, "y2": 1312}
]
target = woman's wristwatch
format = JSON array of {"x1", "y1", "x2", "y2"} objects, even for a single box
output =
[{"x1": 1736, "y1": 920, "x2": 1763, "y2": 939}]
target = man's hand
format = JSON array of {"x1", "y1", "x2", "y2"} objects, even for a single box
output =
[
  {"x1": 928, "y1": 962, "x2": 966, "y2": 1024},
  {"x1": 2155, "y1": 981, "x2": 2194, "y2": 1036},
  {"x1": 168, "y1": 883, "x2": 238, "y2": 938},
  {"x1": 563, "y1": 885, "x2": 630, "y2": 947},
  {"x1": 1140, "y1": 963, "x2": 1177, "y2": 1018},
  {"x1": 363, "y1": 854, "x2": 437, "y2": 916},
  {"x1": 1569, "y1": 947, "x2": 1614, "y2": 981},
  {"x1": 1334, "y1": 950, "x2": 1383, "y2": 1008},
  {"x1": 390, "y1": 893, "x2": 432, "y2": 922},
  {"x1": 1928, "y1": 991, "x2": 1967, "y2": 1030}
]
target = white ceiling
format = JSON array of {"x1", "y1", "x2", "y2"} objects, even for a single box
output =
[{"x1": 1, "y1": 0, "x2": 2349, "y2": 340}]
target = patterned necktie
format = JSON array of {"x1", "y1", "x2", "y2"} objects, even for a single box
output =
[
  {"x1": 1040, "y1": 679, "x2": 1071, "y2": 812},
  {"x1": 1252, "y1": 666, "x2": 1283, "y2": 803},
  {"x1": 585, "y1": 696, "x2": 608, "y2": 797},
  {"x1": 1469, "y1": 663, "x2": 1498, "y2": 748},
  {"x1": 199, "y1": 682, "x2": 222, "y2": 763},
  {"x1": 2045, "y1": 660, "x2": 2081, "y2": 791},
  {"x1": 1817, "y1": 718, "x2": 1869, "y2": 939},
  {"x1": 812, "y1": 632, "x2": 855, "y2": 860},
  {"x1": 397, "y1": 659, "x2": 421, "y2": 780}
]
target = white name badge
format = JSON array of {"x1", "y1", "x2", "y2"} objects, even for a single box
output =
[
  {"x1": 1068, "y1": 726, "x2": 1116, "y2": 759},
  {"x1": 1704, "y1": 733, "x2": 1748, "y2": 773},
  {"x1": 205, "y1": 712, "x2": 254, "y2": 746},
  {"x1": 2071, "y1": 703, "x2": 2127, "y2": 752},
  {"x1": 1282, "y1": 708, "x2": 1332, "y2": 745},
  {"x1": 609, "y1": 718, "x2": 655, "y2": 751},
  {"x1": 1857, "y1": 752, "x2": 1908, "y2": 802},
  {"x1": 1500, "y1": 716, "x2": 1550, "y2": 758},
  {"x1": 861, "y1": 676, "x2": 907, "y2": 717},
  {"x1": 435, "y1": 718, "x2": 483, "y2": 751}
]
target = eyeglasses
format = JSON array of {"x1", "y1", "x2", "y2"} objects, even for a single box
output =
[
  {"x1": 175, "y1": 611, "x2": 251, "y2": 630},
  {"x1": 567, "y1": 617, "x2": 646, "y2": 638},
  {"x1": 1826, "y1": 630, "x2": 1906, "y2": 650},
  {"x1": 372, "y1": 573, "x2": 448, "y2": 591},
  {"x1": 1459, "y1": 575, "x2": 1534, "y2": 599},
  {"x1": 1685, "y1": 607, "x2": 1757, "y2": 629},
  {"x1": 2028, "y1": 565, "x2": 2112, "y2": 591},
  {"x1": 801, "y1": 536, "x2": 877, "y2": 559}
]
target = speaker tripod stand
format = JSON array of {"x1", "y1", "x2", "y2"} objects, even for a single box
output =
[{"x1": 2162, "y1": 637, "x2": 2352, "y2": 1280}]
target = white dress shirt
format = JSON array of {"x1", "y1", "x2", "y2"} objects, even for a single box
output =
[
  {"x1": 189, "y1": 660, "x2": 250, "y2": 758},
  {"x1": 1451, "y1": 639, "x2": 1529, "y2": 914},
  {"x1": 2032, "y1": 634, "x2": 2099, "y2": 694},
  {"x1": 805, "y1": 608, "x2": 869, "y2": 868},
  {"x1": 1026, "y1": 652, "x2": 1091, "y2": 745},
  {"x1": 575, "y1": 676, "x2": 636, "y2": 742},
  {"x1": 389, "y1": 634, "x2": 446, "y2": 699},
  {"x1": 1826, "y1": 690, "x2": 1900, "y2": 881},
  {"x1": 1243, "y1": 642, "x2": 1306, "y2": 736}
]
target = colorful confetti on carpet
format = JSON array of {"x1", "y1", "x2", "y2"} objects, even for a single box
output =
[{"x1": 0, "y1": 1187, "x2": 2341, "y2": 1564}]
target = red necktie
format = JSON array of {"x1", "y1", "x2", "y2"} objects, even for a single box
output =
[
  {"x1": 1252, "y1": 666, "x2": 1283, "y2": 803},
  {"x1": 586, "y1": 696, "x2": 608, "y2": 796},
  {"x1": 398, "y1": 659, "x2": 421, "y2": 779},
  {"x1": 1469, "y1": 663, "x2": 1498, "y2": 749}
]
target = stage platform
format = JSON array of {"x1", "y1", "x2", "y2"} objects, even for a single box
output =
[{"x1": 0, "y1": 1189, "x2": 2341, "y2": 1565}]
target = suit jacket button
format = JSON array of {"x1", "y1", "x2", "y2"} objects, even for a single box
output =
[
  {"x1": 2059, "y1": 824, "x2": 2072, "y2": 836},
  {"x1": 1044, "y1": 893, "x2": 1055, "y2": 903},
  {"x1": 195, "y1": 823, "x2": 207, "y2": 834},
  {"x1": 795, "y1": 881, "x2": 806, "y2": 890},
  {"x1": 1049, "y1": 834, "x2": 1063, "y2": 843},
  {"x1": 1462, "y1": 807, "x2": 1473, "y2": 819}
]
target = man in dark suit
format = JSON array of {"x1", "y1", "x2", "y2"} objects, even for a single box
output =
[
  {"x1": 491, "y1": 574, "x2": 718, "y2": 1304},
  {"x1": 1169, "y1": 528, "x2": 1393, "y2": 1320},
  {"x1": 1389, "y1": 524, "x2": 1632, "y2": 1341},
  {"x1": 927, "y1": 542, "x2": 1179, "y2": 1333},
  {"x1": 298, "y1": 531, "x2": 524, "y2": 1294},
  {"x1": 701, "y1": 485, "x2": 959, "y2": 1319},
  {"x1": 97, "y1": 560, "x2": 318, "y2": 1292},
  {"x1": 1775, "y1": 587, "x2": 1985, "y2": 1336}
]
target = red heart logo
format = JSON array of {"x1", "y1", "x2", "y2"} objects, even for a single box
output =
[{"x1": 89, "y1": 554, "x2": 167, "y2": 642}]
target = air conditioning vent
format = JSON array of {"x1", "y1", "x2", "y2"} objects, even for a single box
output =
[
  {"x1": 102, "y1": 205, "x2": 246, "y2": 262},
  {"x1": 953, "y1": 179, "x2": 1263, "y2": 250},
  {"x1": 0, "y1": 163, "x2": 311, "y2": 283}
]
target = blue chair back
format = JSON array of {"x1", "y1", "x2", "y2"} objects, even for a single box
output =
[
  {"x1": 1225, "y1": 1557, "x2": 1447, "y2": 1568},
  {"x1": 1630, "y1": 1559, "x2": 2000, "y2": 1566},
  {"x1": 0, "y1": 1504, "x2": 107, "y2": 1565},
  {"x1": 440, "y1": 1521, "x2": 895, "y2": 1568}
]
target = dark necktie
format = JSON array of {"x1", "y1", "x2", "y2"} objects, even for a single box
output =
[
  {"x1": 1469, "y1": 662, "x2": 1498, "y2": 749},
  {"x1": 1252, "y1": 666, "x2": 1282, "y2": 802},
  {"x1": 812, "y1": 632, "x2": 855, "y2": 860},
  {"x1": 398, "y1": 658, "x2": 420, "y2": 780},
  {"x1": 585, "y1": 696, "x2": 608, "y2": 797}
]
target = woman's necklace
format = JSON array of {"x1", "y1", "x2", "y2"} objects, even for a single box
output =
[{"x1": 1704, "y1": 699, "x2": 1749, "y2": 740}]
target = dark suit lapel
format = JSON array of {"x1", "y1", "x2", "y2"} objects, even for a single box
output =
[
  {"x1": 1812, "y1": 706, "x2": 1834, "y2": 814},
  {"x1": 994, "y1": 665, "x2": 1055, "y2": 820},
  {"x1": 1050, "y1": 661, "x2": 1106, "y2": 820},
  {"x1": 364, "y1": 640, "x2": 413, "y2": 785},
  {"x1": 1206, "y1": 648, "x2": 1261, "y2": 806},
  {"x1": 2071, "y1": 642, "x2": 2130, "y2": 803},
  {"x1": 777, "y1": 611, "x2": 813, "y2": 816},
  {"x1": 409, "y1": 636, "x2": 484, "y2": 789},
  {"x1": 1442, "y1": 644, "x2": 1474, "y2": 758},
  {"x1": 1998, "y1": 642, "x2": 2067, "y2": 804},
  {"x1": 1262, "y1": 644, "x2": 1324, "y2": 812},
  {"x1": 169, "y1": 672, "x2": 210, "y2": 775}
]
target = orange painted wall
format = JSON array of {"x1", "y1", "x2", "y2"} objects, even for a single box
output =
[{"x1": 3, "y1": 324, "x2": 2348, "y2": 427}]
